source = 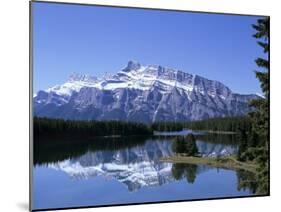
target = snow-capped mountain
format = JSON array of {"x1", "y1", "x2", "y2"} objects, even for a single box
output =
[{"x1": 34, "y1": 61, "x2": 258, "y2": 122}]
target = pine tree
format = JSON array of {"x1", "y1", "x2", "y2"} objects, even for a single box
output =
[
  {"x1": 172, "y1": 134, "x2": 198, "y2": 156},
  {"x1": 246, "y1": 17, "x2": 269, "y2": 195},
  {"x1": 185, "y1": 133, "x2": 199, "y2": 156},
  {"x1": 172, "y1": 136, "x2": 187, "y2": 154},
  {"x1": 249, "y1": 18, "x2": 269, "y2": 149}
]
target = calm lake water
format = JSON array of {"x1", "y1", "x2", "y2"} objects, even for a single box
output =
[{"x1": 33, "y1": 132, "x2": 256, "y2": 210}]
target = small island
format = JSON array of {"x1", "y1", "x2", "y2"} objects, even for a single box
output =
[{"x1": 161, "y1": 133, "x2": 258, "y2": 174}]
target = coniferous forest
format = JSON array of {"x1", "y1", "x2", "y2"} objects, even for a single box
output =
[
  {"x1": 34, "y1": 116, "x2": 252, "y2": 139},
  {"x1": 151, "y1": 116, "x2": 252, "y2": 133},
  {"x1": 34, "y1": 116, "x2": 153, "y2": 138}
]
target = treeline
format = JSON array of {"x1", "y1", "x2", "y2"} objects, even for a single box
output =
[
  {"x1": 34, "y1": 117, "x2": 153, "y2": 138},
  {"x1": 151, "y1": 116, "x2": 252, "y2": 133},
  {"x1": 35, "y1": 116, "x2": 253, "y2": 138}
]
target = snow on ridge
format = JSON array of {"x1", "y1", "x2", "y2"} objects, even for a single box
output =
[{"x1": 40, "y1": 61, "x2": 232, "y2": 98}]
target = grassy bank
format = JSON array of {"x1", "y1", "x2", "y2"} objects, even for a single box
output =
[{"x1": 160, "y1": 155, "x2": 258, "y2": 174}]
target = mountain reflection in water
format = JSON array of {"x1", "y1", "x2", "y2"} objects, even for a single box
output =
[{"x1": 35, "y1": 134, "x2": 239, "y2": 191}]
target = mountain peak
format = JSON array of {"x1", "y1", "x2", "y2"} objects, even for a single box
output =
[{"x1": 123, "y1": 60, "x2": 141, "y2": 72}]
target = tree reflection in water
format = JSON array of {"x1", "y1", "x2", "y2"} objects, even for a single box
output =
[
  {"x1": 171, "y1": 163, "x2": 198, "y2": 184},
  {"x1": 236, "y1": 169, "x2": 259, "y2": 194}
]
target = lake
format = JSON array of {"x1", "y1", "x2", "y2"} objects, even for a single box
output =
[{"x1": 32, "y1": 132, "x2": 257, "y2": 210}]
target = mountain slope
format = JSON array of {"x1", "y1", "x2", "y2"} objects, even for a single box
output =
[{"x1": 33, "y1": 61, "x2": 258, "y2": 122}]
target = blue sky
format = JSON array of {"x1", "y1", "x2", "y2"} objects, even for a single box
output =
[{"x1": 33, "y1": 2, "x2": 265, "y2": 94}]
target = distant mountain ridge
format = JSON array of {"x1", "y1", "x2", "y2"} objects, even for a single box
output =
[{"x1": 33, "y1": 61, "x2": 258, "y2": 122}]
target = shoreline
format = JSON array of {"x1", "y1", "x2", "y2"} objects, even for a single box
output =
[
  {"x1": 193, "y1": 130, "x2": 237, "y2": 135},
  {"x1": 154, "y1": 129, "x2": 237, "y2": 135},
  {"x1": 160, "y1": 155, "x2": 257, "y2": 173}
]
